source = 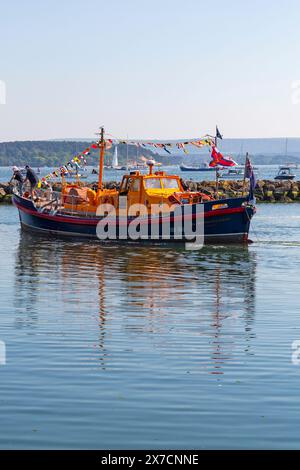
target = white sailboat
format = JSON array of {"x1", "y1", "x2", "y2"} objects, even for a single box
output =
[
  {"x1": 112, "y1": 145, "x2": 119, "y2": 168},
  {"x1": 280, "y1": 138, "x2": 299, "y2": 169}
]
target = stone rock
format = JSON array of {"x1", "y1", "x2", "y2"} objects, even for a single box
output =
[
  {"x1": 256, "y1": 180, "x2": 265, "y2": 189},
  {"x1": 2, "y1": 178, "x2": 300, "y2": 204}
]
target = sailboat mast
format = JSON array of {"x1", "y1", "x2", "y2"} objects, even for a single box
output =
[
  {"x1": 285, "y1": 137, "x2": 288, "y2": 158},
  {"x1": 98, "y1": 127, "x2": 105, "y2": 190}
]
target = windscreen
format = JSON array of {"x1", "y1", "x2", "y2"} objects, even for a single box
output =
[{"x1": 144, "y1": 178, "x2": 162, "y2": 189}]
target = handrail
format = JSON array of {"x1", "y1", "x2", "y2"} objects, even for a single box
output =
[{"x1": 34, "y1": 189, "x2": 92, "y2": 217}]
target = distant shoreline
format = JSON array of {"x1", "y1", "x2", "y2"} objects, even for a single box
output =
[{"x1": 2, "y1": 139, "x2": 300, "y2": 167}]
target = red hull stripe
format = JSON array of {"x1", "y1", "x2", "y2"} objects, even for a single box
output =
[{"x1": 14, "y1": 200, "x2": 245, "y2": 226}]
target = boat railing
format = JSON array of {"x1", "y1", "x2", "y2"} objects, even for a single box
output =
[
  {"x1": 33, "y1": 189, "x2": 97, "y2": 218},
  {"x1": 34, "y1": 189, "x2": 60, "y2": 214}
]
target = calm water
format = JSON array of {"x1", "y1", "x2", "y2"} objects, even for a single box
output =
[
  {"x1": 0, "y1": 203, "x2": 300, "y2": 449},
  {"x1": 1, "y1": 165, "x2": 300, "y2": 183}
]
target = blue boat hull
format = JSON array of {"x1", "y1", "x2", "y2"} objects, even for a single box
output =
[
  {"x1": 180, "y1": 165, "x2": 216, "y2": 172},
  {"x1": 13, "y1": 194, "x2": 255, "y2": 244}
]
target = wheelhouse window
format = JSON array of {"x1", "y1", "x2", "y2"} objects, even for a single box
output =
[
  {"x1": 120, "y1": 177, "x2": 130, "y2": 193},
  {"x1": 144, "y1": 178, "x2": 162, "y2": 189},
  {"x1": 130, "y1": 179, "x2": 140, "y2": 192},
  {"x1": 161, "y1": 178, "x2": 180, "y2": 190}
]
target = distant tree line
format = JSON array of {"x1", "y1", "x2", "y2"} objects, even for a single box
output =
[
  {"x1": 1, "y1": 140, "x2": 299, "y2": 168},
  {"x1": 0, "y1": 140, "x2": 160, "y2": 167}
]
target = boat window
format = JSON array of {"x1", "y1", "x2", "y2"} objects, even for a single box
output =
[
  {"x1": 130, "y1": 179, "x2": 140, "y2": 192},
  {"x1": 120, "y1": 178, "x2": 128, "y2": 191},
  {"x1": 162, "y1": 178, "x2": 180, "y2": 189},
  {"x1": 144, "y1": 178, "x2": 162, "y2": 189}
]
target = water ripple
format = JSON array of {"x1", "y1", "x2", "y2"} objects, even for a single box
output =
[{"x1": 0, "y1": 204, "x2": 300, "y2": 449}]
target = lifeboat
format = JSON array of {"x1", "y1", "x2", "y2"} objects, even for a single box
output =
[{"x1": 12, "y1": 128, "x2": 256, "y2": 245}]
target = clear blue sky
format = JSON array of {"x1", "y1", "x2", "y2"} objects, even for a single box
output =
[{"x1": 1, "y1": 0, "x2": 300, "y2": 141}]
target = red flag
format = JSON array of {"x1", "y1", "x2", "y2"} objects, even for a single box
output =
[
  {"x1": 105, "y1": 139, "x2": 113, "y2": 150},
  {"x1": 209, "y1": 145, "x2": 237, "y2": 167}
]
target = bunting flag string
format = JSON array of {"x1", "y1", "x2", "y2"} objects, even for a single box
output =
[
  {"x1": 176, "y1": 143, "x2": 189, "y2": 154},
  {"x1": 40, "y1": 141, "x2": 100, "y2": 186},
  {"x1": 40, "y1": 133, "x2": 216, "y2": 187},
  {"x1": 108, "y1": 135, "x2": 215, "y2": 153}
]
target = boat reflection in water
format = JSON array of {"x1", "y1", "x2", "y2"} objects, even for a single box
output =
[{"x1": 14, "y1": 232, "x2": 256, "y2": 375}]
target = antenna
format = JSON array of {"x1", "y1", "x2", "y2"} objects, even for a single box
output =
[
  {"x1": 97, "y1": 126, "x2": 105, "y2": 191},
  {"x1": 126, "y1": 134, "x2": 129, "y2": 170}
]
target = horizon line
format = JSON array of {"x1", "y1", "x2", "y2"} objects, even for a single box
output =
[{"x1": 1, "y1": 136, "x2": 300, "y2": 144}]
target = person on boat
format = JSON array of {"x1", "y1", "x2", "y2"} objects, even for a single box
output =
[
  {"x1": 10, "y1": 166, "x2": 24, "y2": 194},
  {"x1": 24, "y1": 165, "x2": 39, "y2": 198}
]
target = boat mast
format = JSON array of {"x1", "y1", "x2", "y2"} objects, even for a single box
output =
[
  {"x1": 285, "y1": 137, "x2": 288, "y2": 159},
  {"x1": 215, "y1": 125, "x2": 219, "y2": 195},
  {"x1": 126, "y1": 134, "x2": 129, "y2": 170},
  {"x1": 98, "y1": 126, "x2": 105, "y2": 190}
]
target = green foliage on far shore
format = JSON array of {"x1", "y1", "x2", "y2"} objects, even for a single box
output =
[
  {"x1": 0, "y1": 140, "x2": 159, "y2": 167},
  {"x1": 2, "y1": 139, "x2": 300, "y2": 168}
]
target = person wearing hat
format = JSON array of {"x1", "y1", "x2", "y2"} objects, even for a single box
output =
[
  {"x1": 10, "y1": 166, "x2": 24, "y2": 195},
  {"x1": 24, "y1": 165, "x2": 39, "y2": 198}
]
